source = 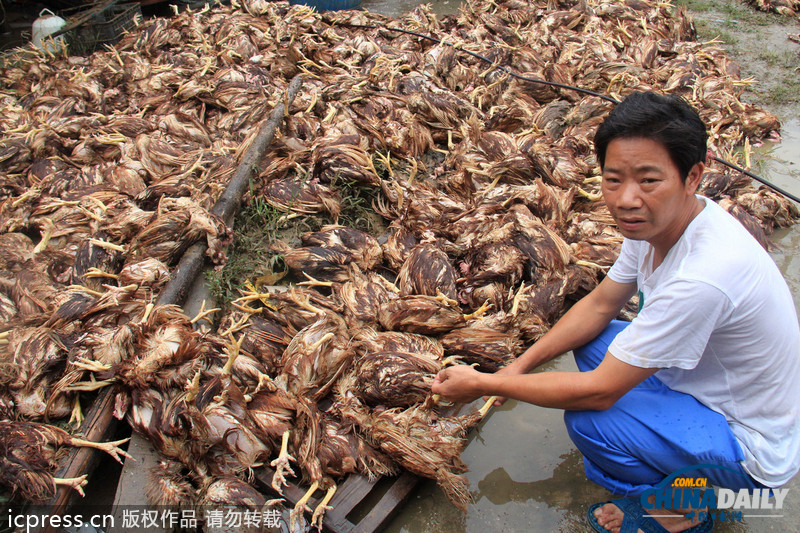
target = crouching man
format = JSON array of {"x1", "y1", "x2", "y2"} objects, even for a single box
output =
[{"x1": 432, "y1": 91, "x2": 800, "y2": 533}]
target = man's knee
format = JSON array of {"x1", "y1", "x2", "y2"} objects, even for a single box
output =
[{"x1": 564, "y1": 409, "x2": 600, "y2": 450}]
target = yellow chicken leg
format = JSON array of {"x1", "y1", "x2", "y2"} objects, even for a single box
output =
[
  {"x1": 69, "y1": 437, "x2": 132, "y2": 464},
  {"x1": 478, "y1": 396, "x2": 499, "y2": 418},
  {"x1": 311, "y1": 484, "x2": 337, "y2": 531},
  {"x1": 83, "y1": 268, "x2": 119, "y2": 280},
  {"x1": 270, "y1": 430, "x2": 296, "y2": 494},
  {"x1": 290, "y1": 480, "x2": 319, "y2": 532},
  {"x1": 190, "y1": 300, "x2": 220, "y2": 324},
  {"x1": 298, "y1": 272, "x2": 334, "y2": 288},
  {"x1": 69, "y1": 396, "x2": 84, "y2": 428},
  {"x1": 463, "y1": 300, "x2": 493, "y2": 321},
  {"x1": 54, "y1": 475, "x2": 88, "y2": 497},
  {"x1": 33, "y1": 219, "x2": 56, "y2": 254}
]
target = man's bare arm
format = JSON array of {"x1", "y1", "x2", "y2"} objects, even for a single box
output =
[
  {"x1": 505, "y1": 276, "x2": 637, "y2": 375},
  {"x1": 432, "y1": 352, "x2": 658, "y2": 411}
]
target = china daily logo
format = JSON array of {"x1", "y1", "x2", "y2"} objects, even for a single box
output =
[{"x1": 640, "y1": 465, "x2": 788, "y2": 523}]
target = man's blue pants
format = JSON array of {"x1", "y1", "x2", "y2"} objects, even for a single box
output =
[{"x1": 563, "y1": 320, "x2": 764, "y2": 496}]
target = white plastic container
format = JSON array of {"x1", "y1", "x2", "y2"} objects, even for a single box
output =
[{"x1": 31, "y1": 9, "x2": 67, "y2": 53}]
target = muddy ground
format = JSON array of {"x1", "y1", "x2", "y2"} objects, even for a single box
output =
[{"x1": 354, "y1": 1, "x2": 800, "y2": 532}]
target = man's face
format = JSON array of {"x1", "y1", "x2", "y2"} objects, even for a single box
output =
[{"x1": 601, "y1": 137, "x2": 702, "y2": 249}]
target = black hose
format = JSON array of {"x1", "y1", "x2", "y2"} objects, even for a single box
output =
[
  {"x1": 712, "y1": 156, "x2": 800, "y2": 204},
  {"x1": 331, "y1": 20, "x2": 799, "y2": 204}
]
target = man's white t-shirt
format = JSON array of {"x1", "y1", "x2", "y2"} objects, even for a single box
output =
[{"x1": 606, "y1": 196, "x2": 800, "y2": 487}]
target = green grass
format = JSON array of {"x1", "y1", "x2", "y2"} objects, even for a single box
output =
[
  {"x1": 769, "y1": 78, "x2": 800, "y2": 105},
  {"x1": 674, "y1": 0, "x2": 780, "y2": 26},
  {"x1": 207, "y1": 165, "x2": 389, "y2": 310},
  {"x1": 205, "y1": 193, "x2": 289, "y2": 310}
]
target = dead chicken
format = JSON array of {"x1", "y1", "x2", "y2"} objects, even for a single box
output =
[
  {"x1": 440, "y1": 319, "x2": 523, "y2": 373},
  {"x1": 382, "y1": 224, "x2": 419, "y2": 272},
  {"x1": 127, "y1": 388, "x2": 199, "y2": 468},
  {"x1": 70, "y1": 232, "x2": 126, "y2": 291},
  {"x1": 234, "y1": 285, "x2": 343, "y2": 332},
  {"x1": 509, "y1": 204, "x2": 572, "y2": 282},
  {"x1": 10, "y1": 326, "x2": 76, "y2": 420},
  {"x1": 300, "y1": 264, "x2": 399, "y2": 329},
  {"x1": 696, "y1": 170, "x2": 752, "y2": 201},
  {"x1": 217, "y1": 311, "x2": 294, "y2": 376},
  {"x1": 0, "y1": 232, "x2": 35, "y2": 272},
  {"x1": 116, "y1": 258, "x2": 171, "y2": 292},
  {"x1": 0, "y1": 419, "x2": 130, "y2": 503},
  {"x1": 98, "y1": 197, "x2": 156, "y2": 243},
  {"x1": 260, "y1": 174, "x2": 342, "y2": 221},
  {"x1": 378, "y1": 294, "x2": 484, "y2": 335},
  {"x1": 510, "y1": 268, "x2": 584, "y2": 342},
  {"x1": 274, "y1": 312, "x2": 351, "y2": 402},
  {"x1": 734, "y1": 188, "x2": 800, "y2": 235},
  {"x1": 146, "y1": 458, "x2": 197, "y2": 508},
  {"x1": 457, "y1": 242, "x2": 527, "y2": 310},
  {"x1": 188, "y1": 379, "x2": 272, "y2": 476},
  {"x1": 310, "y1": 134, "x2": 381, "y2": 188},
  {"x1": 129, "y1": 196, "x2": 231, "y2": 266},
  {"x1": 11, "y1": 261, "x2": 59, "y2": 318},
  {"x1": 350, "y1": 328, "x2": 445, "y2": 408},
  {"x1": 279, "y1": 225, "x2": 383, "y2": 283},
  {"x1": 396, "y1": 242, "x2": 459, "y2": 301},
  {"x1": 334, "y1": 376, "x2": 492, "y2": 511},
  {"x1": 68, "y1": 304, "x2": 208, "y2": 395},
  {"x1": 289, "y1": 407, "x2": 397, "y2": 530}
]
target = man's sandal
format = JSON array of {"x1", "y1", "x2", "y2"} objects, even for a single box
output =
[{"x1": 587, "y1": 497, "x2": 714, "y2": 533}]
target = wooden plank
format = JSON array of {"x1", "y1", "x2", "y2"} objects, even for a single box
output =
[
  {"x1": 39, "y1": 388, "x2": 119, "y2": 533},
  {"x1": 109, "y1": 433, "x2": 168, "y2": 533},
  {"x1": 354, "y1": 472, "x2": 419, "y2": 533},
  {"x1": 253, "y1": 466, "x2": 309, "y2": 504},
  {"x1": 325, "y1": 475, "x2": 378, "y2": 518},
  {"x1": 253, "y1": 462, "x2": 419, "y2": 533}
]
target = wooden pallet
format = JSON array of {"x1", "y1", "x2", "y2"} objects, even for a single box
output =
[{"x1": 254, "y1": 466, "x2": 419, "y2": 533}]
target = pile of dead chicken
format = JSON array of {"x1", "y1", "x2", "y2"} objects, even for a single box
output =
[
  {"x1": 1, "y1": 0, "x2": 798, "y2": 526},
  {"x1": 746, "y1": 0, "x2": 800, "y2": 18}
]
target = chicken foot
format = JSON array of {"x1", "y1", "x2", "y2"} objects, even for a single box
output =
[
  {"x1": 311, "y1": 484, "x2": 337, "y2": 531},
  {"x1": 68, "y1": 436, "x2": 132, "y2": 464},
  {"x1": 65, "y1": 378, "x2": 115, "y2": 391},
  {"x1": 270, "y1": 430, "x2": 296, "y2": 494},
  {"x1": 70, "y1": 396, "x2": 84, "y2": 428},
  {"x1": 290, "y1": 480, "x2": 319, "y2": 532},
  {"x1": 309, "y1": 332, "x2": 336, "y2": 352},
  {"x1": 478, "y1": 396, "x2": 499, "y2": 418},
  {"x1": 510, "y1": 282, "x2": 526, "y2": 316},
  {"x1": 463, "y1": 300, "x2": 493, "y2": 321},
  {"x1": 54, "y1": 475, "x2": 88, "y2": 497},
  {"x1": 190, "y1": 299, "x2": 220, "y2": 324},
  {"x1": 435, "y1": 289, "x2": 459, "y2": 308},
  {"x1": 72, "y1": 357, "x2": 112, "y2": 373},
  {"x1": 33, "y1": 219, "x2": 56, "y2": 254},
  {"x1": 88, "y1": 238, "x2": 126, "y2": 253},
  {"x1": 221, "y1": 334, "x2": 244, "y2": 375},
  {"x1": 83, "y1": 268, "x2": 119, "y2": 280},
  {"x1": 288, "y1": 288, "x2": 326, "y2": 315},
  {"x1": 298, "y1": 273, "x2": 333, "y2": 288},
  {"x1": 574, "y1": 259, "x2": 608, "y2": 271}
]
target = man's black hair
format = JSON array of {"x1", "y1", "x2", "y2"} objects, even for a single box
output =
[{"x1": 594, "y1": 91, "x2": 708, "y2": 181}]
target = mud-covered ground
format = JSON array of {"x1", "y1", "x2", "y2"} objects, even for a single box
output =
[{"x1": 355, "y1": 0, "x2": 800, "y2": 532}]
